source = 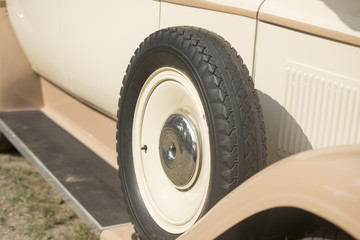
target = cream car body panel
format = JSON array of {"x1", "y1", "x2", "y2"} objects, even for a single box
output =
[
  {"x1": 6, "y1": 0, "x2": 68, "y2": 90},
  {"x1": 5, "y1": 0, "x2": 265, "y2": 117},
  {"x1": 179, "y1": 145, "x2": 360, "y2": 240},
  {"x1": 160, "y1": 0, "x2": 264, "y2": 18},
  {"x1": 160, "y1": 2, "x2": 258, "y2": 75},
  {"x1": 6, "y1": 0, "x2": 263, "y2": 116},
  {"x1": 259, "y1": 0, "x2": 360, "y2": 46},
  {"x1": 255, "y1": 0, "x2": 360, "y2": 164},
  {"x1": 58, "y1": 0, "x2": 159, "y2": 115},
  {"x1": 7, "y1": 0, "x2": 160, "y2": 116}
]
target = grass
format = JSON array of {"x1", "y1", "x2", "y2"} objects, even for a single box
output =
[{"x1": 0, "y1": 150, "x2": 99, "y2": 240}]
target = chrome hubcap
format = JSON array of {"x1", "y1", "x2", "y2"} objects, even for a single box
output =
[{"x1": 159, "y1": 114, "x2": 200, "y2": 190}]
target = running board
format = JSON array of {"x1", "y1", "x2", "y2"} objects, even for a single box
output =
[{"x1": 0, "y1": 110, "x2": 131, "y2": 235}]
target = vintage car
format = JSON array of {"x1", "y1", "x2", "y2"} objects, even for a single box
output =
[{"x1": 0, "y1": 0, "x2": 359, "y2": 239}]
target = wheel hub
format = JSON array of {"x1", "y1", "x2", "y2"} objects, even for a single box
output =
[{"x1": 159, "y1": 114, "x2": 200, "y2": 190}]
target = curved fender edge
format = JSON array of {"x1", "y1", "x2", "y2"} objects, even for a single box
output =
[{"x1": 179, "y1": 145, "x2": 360, "y2": 239}]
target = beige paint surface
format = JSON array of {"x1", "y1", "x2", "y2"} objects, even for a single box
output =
[
  {"x1": 179, "y1": 145, "x2": 360, "y2": 239},
  {"x1": 0, "y1": 7, "x2": 118, "y2": 167},
  {"x1": 100, "y1": 224, "x2": 134, "y2": 240},
  {"x1": 254, "y1": 21, "x2": 360, "y2": 164},
  {"x1": 1, "y1": 4, "x2": 118, "y2": 169},
  {"x1": 41, "y1": 78, "x2": 118, "y2": 169},
  {"x1": 259, "y1": 0, "x2": 360, "y2": 46},
  {"x1": 99, "y1": 146, "x2": 360, "y2": 240},
  {"x1": 160, "y1": 0, "x2": 263, "y2": 18},
  {"x1": 0, "y1": 8, "x2": 42, "y2": 110}
]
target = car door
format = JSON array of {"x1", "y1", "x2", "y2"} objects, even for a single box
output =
[{"x1": 58, "y1": 0, "x2": 160, "y2": 116}]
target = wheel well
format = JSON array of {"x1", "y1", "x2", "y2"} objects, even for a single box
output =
[{"x1": 216, "y1": 207, "x2": 342, "y2": 240}]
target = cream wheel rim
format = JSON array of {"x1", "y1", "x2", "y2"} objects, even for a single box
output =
[{"x1": 132, "y1": 67, "x2": 211, "y2": 234}]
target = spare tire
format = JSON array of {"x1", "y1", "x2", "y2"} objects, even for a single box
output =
[{"x1": 117, "y1": 26, "x2": 266, "y2": 240}]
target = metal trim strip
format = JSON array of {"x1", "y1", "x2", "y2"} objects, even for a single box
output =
[
  {"x1": 259, "y1": 12, "x2": 360, "y2": 47},
  {"x1": 161, "y1": 0, "x2": 257, "y2": 19}
]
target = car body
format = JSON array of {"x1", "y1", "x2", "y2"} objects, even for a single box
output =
[
  {"x1": 178, "y1": 145, "x2": 360, "y2": 239},
  {"x1": 0, "y1": 0, "x2": 359, "y2": 239}
]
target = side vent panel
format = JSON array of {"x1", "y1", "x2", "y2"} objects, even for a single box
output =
[{"x1": 277, "y1": 62, "x2": 360, "y2": 156}]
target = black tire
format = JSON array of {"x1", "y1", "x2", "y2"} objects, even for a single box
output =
[
  {"x1": 0, "y1": 133, "x2": 13, "y2": 152},
  {"x1": 117, "y1": 26, "x2": 266, "y2": 240}
]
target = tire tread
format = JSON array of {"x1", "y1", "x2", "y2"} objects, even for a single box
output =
[{"x1": 117, "y1": 26, "x2": 266, "y2": 240}]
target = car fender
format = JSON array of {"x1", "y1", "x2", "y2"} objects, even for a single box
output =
[{"x1": 179, "y1": 145, "x2": 360, "y2": 239}]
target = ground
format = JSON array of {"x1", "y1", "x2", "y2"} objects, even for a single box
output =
[{"x1": 0, "y1": 150, "x2": 99, "y2": 240}]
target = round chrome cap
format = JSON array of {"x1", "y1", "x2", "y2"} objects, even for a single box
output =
[{"x1": 159, "y1": 114, "x2": 200, "y2": 189}]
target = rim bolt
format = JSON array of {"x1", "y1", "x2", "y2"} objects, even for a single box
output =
[{"x1": 141, "y1": 145, "x2": 148, "y2": 153}]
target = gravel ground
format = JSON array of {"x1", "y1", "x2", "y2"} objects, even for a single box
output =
[{"x1": 0, "y1": 149, "x2": 99, "y2": 240}]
